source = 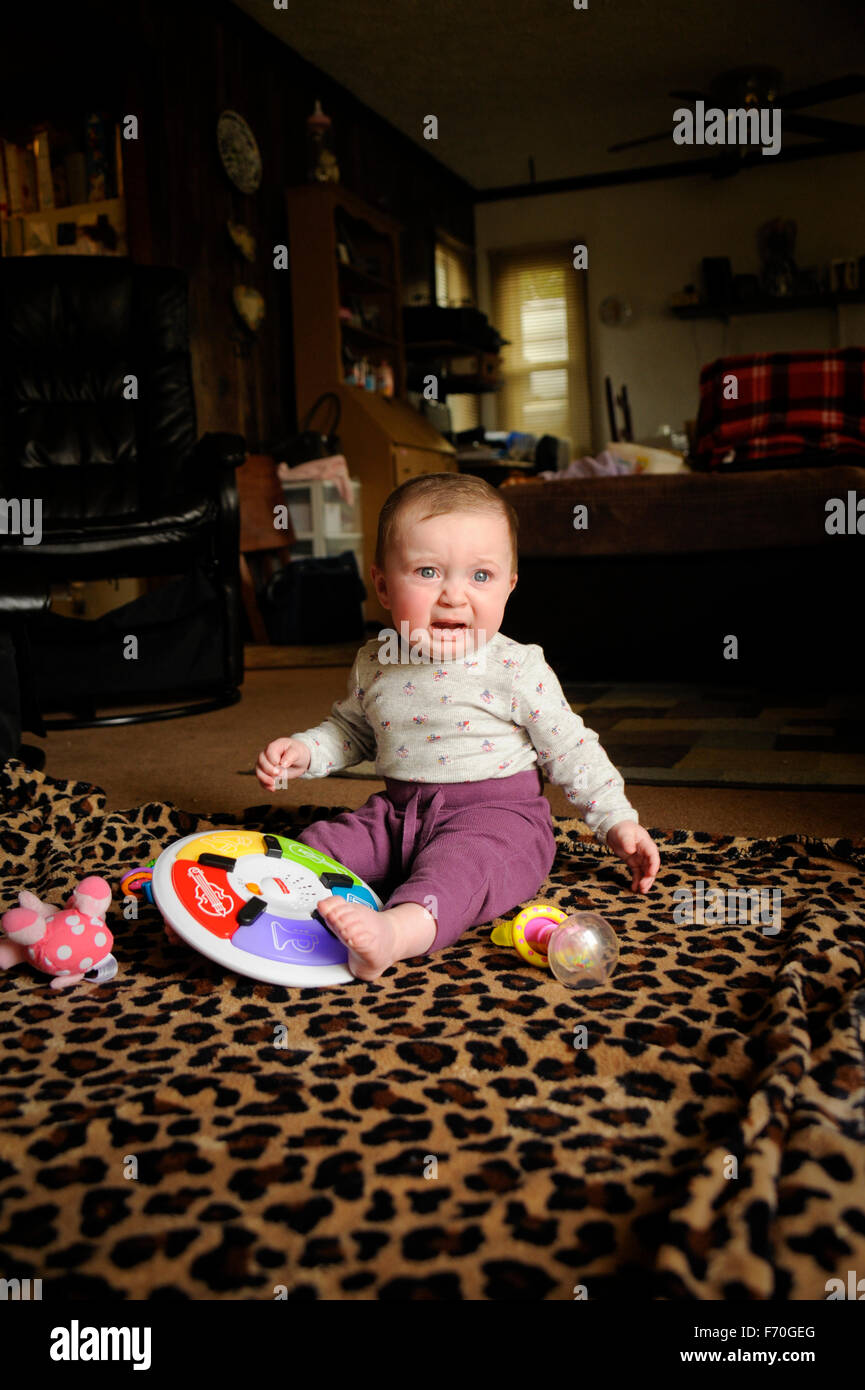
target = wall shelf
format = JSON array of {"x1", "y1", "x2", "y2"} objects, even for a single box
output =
[
  {"x1": 0, "y1": 113, "x2": 129, "y2": 258},
  {"x1": 404, "y1": 339, "x2": 502, "y2": 397},
  {"x1": 671, "y1": 290, "x2": 865, "y2": 321},
  {"x1": 341, "y1": 322, "x2": 400, "y2": 348}
]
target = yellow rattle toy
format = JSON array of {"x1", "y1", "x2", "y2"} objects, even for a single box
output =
[{"x1": 491, "y1": 902, "x2": 619, "y2": 987}]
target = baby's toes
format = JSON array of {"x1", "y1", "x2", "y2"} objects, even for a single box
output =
[
  {"x1": 316, "y1": 895, "x2": 350, "y2": 923},
  {"x1": 347, "y1": 925, "x2": 376, "y2": 950}
]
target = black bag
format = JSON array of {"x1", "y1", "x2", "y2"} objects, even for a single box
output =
[
  {"x1": 534, "y1": 434, "x2": 560, "y2": 473},
  {"x1": 272, "y1": 392, "x2": 342, "y2": 469},
  {"x1": 263, "y1": 551, "x2": 366, "y2": 644},
  {"x1": 28, "y1": 571, "x2": 226, "y2": 706}
]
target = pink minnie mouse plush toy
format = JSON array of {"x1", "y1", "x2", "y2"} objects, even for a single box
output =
[{"x1": 0, "y1": 877, "x2": 117, "y2": 989}]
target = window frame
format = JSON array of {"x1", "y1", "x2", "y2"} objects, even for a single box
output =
[{"x1": 487, "y1": 240, "x2": 593, "y2": 454}]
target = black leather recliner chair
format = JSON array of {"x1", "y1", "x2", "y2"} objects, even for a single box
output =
[{"x1": 0, "y1": 257, "x2": 245, "y2": 729}]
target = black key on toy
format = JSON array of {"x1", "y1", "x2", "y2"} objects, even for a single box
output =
[
  {"x1": 313, "y1": 908, "x2": 339, "y2": 939},
  {"x1": 198, "y1": 853, "x2": 237, "y2": 871},
  {"x1": 319, "y1": 872, "x2": 353, "y2": 890},
  {"x1": 263, "y1": 835, "x2": 283, "y2": 859},
  {"x1": 236, "y1": 896, "x2": 266, "y2": 926}
]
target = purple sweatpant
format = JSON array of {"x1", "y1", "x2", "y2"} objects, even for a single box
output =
[{"x1": 295, "y1": 769, "x2": 557, "y2": 952}]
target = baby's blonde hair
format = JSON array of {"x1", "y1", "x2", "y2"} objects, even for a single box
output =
[{"x1": 375, "y1": 473, "x2": 519, "y2": 572}]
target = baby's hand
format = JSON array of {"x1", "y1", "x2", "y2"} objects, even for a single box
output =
[
  {"x1": 605, "y1": 821, "x2": 660, "y2": 894},
  {"x1": 256, "y1": 737, "x2": 311, "y2": 790}
]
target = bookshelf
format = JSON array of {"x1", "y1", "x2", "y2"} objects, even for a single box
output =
[
  {"x1": 285, "y1": 183, "x2": 456, "y2": 622},
  {"x1": 0, "y1": 113, "x2": 128, "y2": 258}
]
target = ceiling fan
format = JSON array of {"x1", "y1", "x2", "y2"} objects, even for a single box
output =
[{"x1": 608, "y1": 67, "x2": 865, "y2": 168}]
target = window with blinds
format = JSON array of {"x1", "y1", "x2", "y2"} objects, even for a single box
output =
[
  {"x1": 434, "y1": 243, "x2": 473, "y2": 308},
  {"x1": 434, "y1": 239, "x2": 479, "y2": 434},
  {"x1": 489, "y1": 244, "x2": 592, "y2": 454}
]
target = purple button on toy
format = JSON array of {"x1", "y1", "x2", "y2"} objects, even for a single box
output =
[{"x1": 231, "y1": 913, "x2": 348, "y2": 967}]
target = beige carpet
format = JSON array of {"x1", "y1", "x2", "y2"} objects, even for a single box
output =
[
  {"x1": 25, "y1": 654, "x2": 865, "y2": 838},
  {"x1": 244, "y1": 642, "x2": 361, "y2": 669}
]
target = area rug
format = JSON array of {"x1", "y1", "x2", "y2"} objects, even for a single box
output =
[
  {"x1": 336, "y1": 684, "x2": 865, "y2": 792},
  {"x1": 1, "y1": 757, "x2": 864, "y2": 1300},
  {"x1": 244, "y1": 642, "x2": 362, "y2": 670}
]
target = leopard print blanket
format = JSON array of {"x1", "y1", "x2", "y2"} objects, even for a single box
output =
[{"x1": 1, "y1": 757, "x2": 864, "y2": 1300}]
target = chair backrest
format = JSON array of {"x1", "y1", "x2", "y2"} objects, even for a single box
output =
[
  {"x1": 0, "y1": 257, "x2": 198, "y2": 524},
  {"x1": 238, "y1": 453, "x2": 295, "y2": 556}
]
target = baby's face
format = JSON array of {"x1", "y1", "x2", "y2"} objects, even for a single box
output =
[{"x1": 372, "y1": 505, "x2": 516, "y2": 659}]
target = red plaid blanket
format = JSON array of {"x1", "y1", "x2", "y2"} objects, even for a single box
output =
[{"x1": 694, "y1": 348, "x2": 865, "y2": 470}]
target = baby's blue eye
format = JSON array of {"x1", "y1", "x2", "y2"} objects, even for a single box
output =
[
  {"x1": 473, "y1": 570, "x2": 491, "y2": 583},
  {"x1": 418, "y1": 566, "x2": 437, "y2": 579}
]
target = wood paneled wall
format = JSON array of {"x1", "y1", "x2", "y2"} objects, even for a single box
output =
[{"x1": 3, "y1": 0, "x2": 476, "y2": 450}]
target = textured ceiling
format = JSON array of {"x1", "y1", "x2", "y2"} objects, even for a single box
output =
[{"x1": 231, "y1": 0, "x2": 865, "y2": 190}]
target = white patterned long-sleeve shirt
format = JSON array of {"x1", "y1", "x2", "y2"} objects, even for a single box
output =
[{"x1": 291, "y1": 633, "x2": 640, "y2": 845}]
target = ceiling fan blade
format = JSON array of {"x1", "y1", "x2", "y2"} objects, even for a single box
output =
[
  {"x1": 781, "y1": 112, "x2": 865, "y2": 143},
  {"x1": 780, "y1": 74, "x2": 865, "y2": 110},
  {"x1": 608, "y1": 130, "x2": 672, "y2": 153}
]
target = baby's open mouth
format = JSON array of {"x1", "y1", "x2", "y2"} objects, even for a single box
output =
[{"x1": 431, "y1": 621, "x2": 468, "y2": 630}]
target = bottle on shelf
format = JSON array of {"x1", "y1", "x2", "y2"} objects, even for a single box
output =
[{"x1": 306, "y1": 101, "x2": 339, "y2": 184}]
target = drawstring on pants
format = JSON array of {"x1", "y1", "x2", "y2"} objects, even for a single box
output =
[{"x1": 401, "y1": 786, "x2": 444, "y2": 871}]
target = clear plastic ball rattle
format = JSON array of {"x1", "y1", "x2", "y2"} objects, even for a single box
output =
[{"x1": 546, "y1": 912, "x2": 619, "y2": 988}]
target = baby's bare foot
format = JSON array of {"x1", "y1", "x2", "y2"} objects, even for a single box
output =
[
  {"x1": 315, "y1": 896, "x2": 437, "y2": 980},
  {"x1": 315, "y1": 895, "x2": 397, "y2": 980}
]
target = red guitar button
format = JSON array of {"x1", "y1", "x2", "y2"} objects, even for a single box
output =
[{"x1": 171, "y1": 861, "x2": 244, "y2": 938}]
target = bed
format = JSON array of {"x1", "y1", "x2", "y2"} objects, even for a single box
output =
[{"x1": 501, "y1": 463, "x2": 865, "y2": 684}]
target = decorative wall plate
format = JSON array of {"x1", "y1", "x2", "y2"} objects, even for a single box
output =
[
  {"x1": 217, "y1": 110, "x2": 262, "y2": 194},
  {"x1": 227, "y1": 219, "x2": 257, "y2": 262},
  {"x1": 233, "y1": 284, "x2": 266, "y2": 333},
  {"x1": 599, "y1": 294, "x2": 634, "y2": 326}
]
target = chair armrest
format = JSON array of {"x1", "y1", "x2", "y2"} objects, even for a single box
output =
[
  {"x1": 193, "y1": 435, "x2": 246, "y2": 689},
  {"x1": 0, "y1": 581, "x2": 51, "y2": 616},
  {"x1": 192, "y1": 432, "x2": 248, "y2": 474},
  {"x1": 183, "y1": 433, "x2": 246, "y2": 575},
  {"x1": 187, "y1": 433, "x2": 246, "y2": 522}
]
